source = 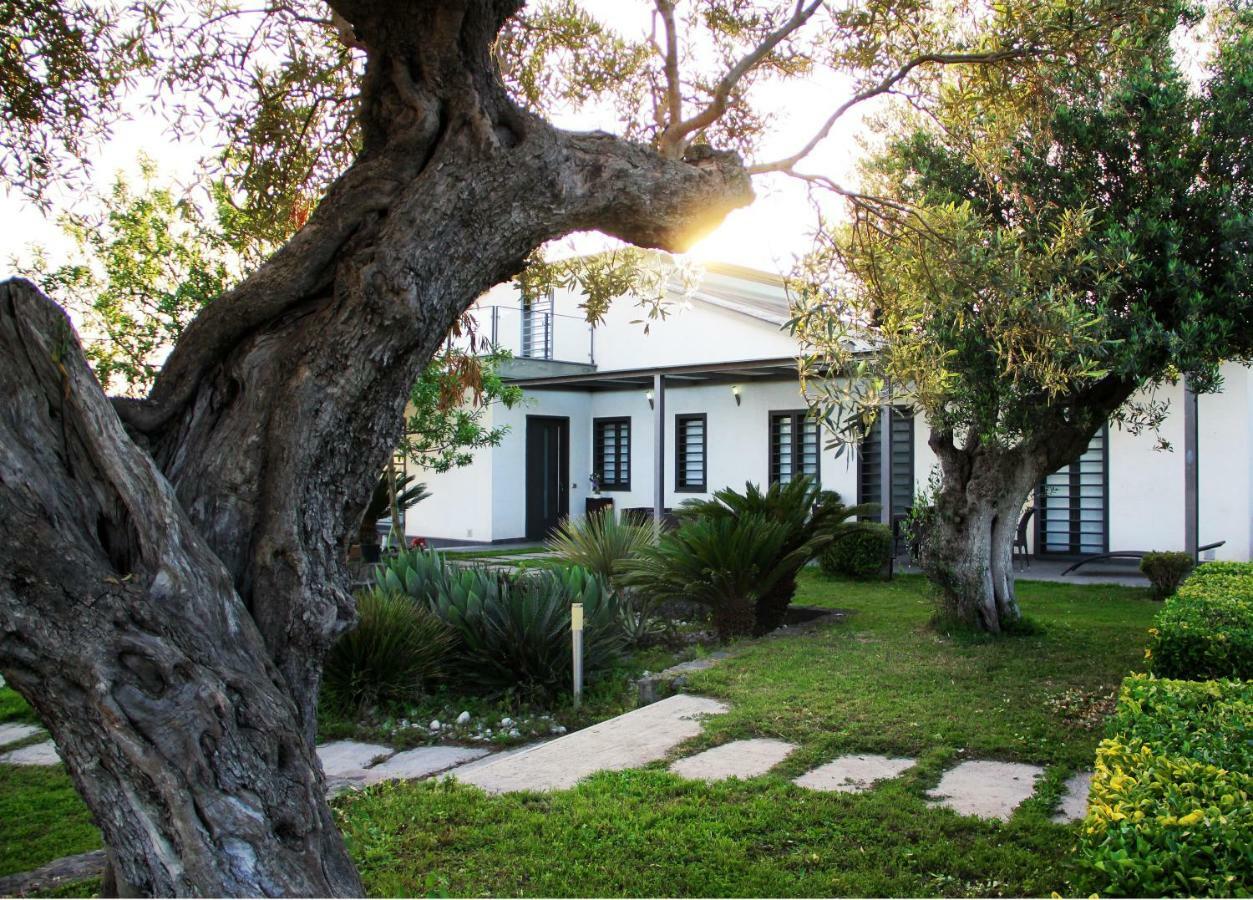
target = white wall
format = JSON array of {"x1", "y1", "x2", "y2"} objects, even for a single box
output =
[
  {"x1": 574, "y1": 379, "x2": 859, "y2": 514},
  {"x1": 402, "y1": 408, "x2": 497, "y2": 543}
]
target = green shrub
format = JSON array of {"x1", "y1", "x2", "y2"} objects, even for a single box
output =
[
  {"x1": 620, "y1": 515, "x2": 795, "y2": 640},
  {"x1": 1078, "y1": 676, "x2": 1252, "y2": 898},
  {"x1": 378, "y1": 549, "x2": 625, "y2": 697},
  {"x1": 1147, "y1": 573, "x2": 1253, "y2": 680},
  {"x1": 678, "y1": 478, "x2": 875, "y2": 632},
  {"x1": 1140, "y1": 551, "x2": 1195, "y2": 601},
  {"x1": 1190, "y1": 561, "x2": 1253, "y2": 580},
  {"x1": 820, "y1": 523, "x2": 893, "y2": 579},
  {"x1": 547, "y1": 511, "x2": 653, "y2": 584},
  {"x1": 322, "y1": 588, "x2": 454, "y2": 712}
]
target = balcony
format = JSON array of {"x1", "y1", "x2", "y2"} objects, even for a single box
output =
[{"x1": 456, "y1": 304, "x2": 597, "y2": 377}]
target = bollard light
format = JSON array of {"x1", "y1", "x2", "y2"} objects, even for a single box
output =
[{"x1": 571, "y1": 602, "x2": 584, "y2": 709}]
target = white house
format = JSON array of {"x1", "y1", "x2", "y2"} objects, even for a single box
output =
[{"x1": 403, "y1": 262, "x2": 1253, "y2": 563}]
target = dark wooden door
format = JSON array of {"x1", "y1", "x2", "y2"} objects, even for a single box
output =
[{"x1": 525, "y1": 416, "x2": 569, "y2": 540}]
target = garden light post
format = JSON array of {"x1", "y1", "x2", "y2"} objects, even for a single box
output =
[{"x1": 571, "y1": 602, "x2": 584, "y2": 709}]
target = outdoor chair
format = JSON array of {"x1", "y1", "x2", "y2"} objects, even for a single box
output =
[{"x1": 1013, "y1": 507, "x2": 1035, "y2": 570}]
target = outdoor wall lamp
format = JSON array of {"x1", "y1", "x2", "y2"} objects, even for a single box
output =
[
  {"x1": 732, "y1": 384, "x2": 742, "y2": 406},
  {"x1": 646, "y1": 389, "x2": 654, "y2": 409}
]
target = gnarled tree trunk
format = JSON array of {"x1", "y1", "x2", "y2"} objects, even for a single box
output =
[
  {"x1": 919, "y1": 420, "x2": 1123, "y2": 633},
  {"x1": 0, "y1": 1, "x2": 752, "y2": 894}
]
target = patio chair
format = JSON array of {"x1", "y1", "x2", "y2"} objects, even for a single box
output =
[{"x1": 1013, "y1": 507, "x2": 1035, "y2": 571}]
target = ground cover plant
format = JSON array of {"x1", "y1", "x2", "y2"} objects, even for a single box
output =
[
  {"x1": 331, "y1": 572, "x2": 1161, "y2": 897},
  {"x1": 1078, "y1": 676, "x2": 1251, "y2": 897}
]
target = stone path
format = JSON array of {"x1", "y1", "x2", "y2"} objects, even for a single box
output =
[
  {"x1": 0, "y1": 694, "x2": 1093, "y2": 825},
  {"x1": 794, "y1": 753, "x2": 915, "y2": 794},
  {"x1": 453, "y1": 694, "x2": 728, "y2": 793},
  {"x1": 0, "y1": 722, "x2": 42, "y2": 748},
  {"x1": 317, "y1": 741, "x2": 489, "y2": 793},
  {"x1": 0, "y1": 740, "x2": 59, "y2": 766},
  {"x1": 926, "y1": 760, "x2": 1045, "y2": 820},
  {"x1": 669, "y1": 738, "x2": 795, "y2": 782},
  {"x1": 1052, "y1": 770, "x2": 1092, "y2": 824}
]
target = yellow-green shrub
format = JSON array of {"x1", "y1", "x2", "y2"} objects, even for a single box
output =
[{"x1": 1078, "y1": 676, "x2": 1252, "y2": 897}]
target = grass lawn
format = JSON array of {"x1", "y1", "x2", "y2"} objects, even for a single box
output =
[
  {"x1": 334, "y1": 572, "x2": 1158, "y2": 897},
  {"x1": 0, "y1": 573, "x2": 1158, "y2": 896}
]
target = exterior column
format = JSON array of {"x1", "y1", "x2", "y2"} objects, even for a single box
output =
[
  {"x1": 880, "y1": 399, "x2": 893, "y2": 574},
  {"x1": 653, "y1": 372, "x2": 666, "y2": 536},
  {"x1": 1184, "y1": 376, "x2": 1199, "y2": 561}
]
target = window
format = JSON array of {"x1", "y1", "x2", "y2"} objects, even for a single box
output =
[
  {"x1": 593, "y1": 417, "x2": 631, "y2": 491},
  {"x1": 769, "y1": 411, "x2": 819, "y2": 485},
  {"x1": 1036, "y1": 427, "x2": 1108, "y2": 556},
  {"x1": 857, "y1": 408, "x2": 915, "y2": 520},
  {"x1": 675, "y1": 414, "x2": 707, "y2": 492}
]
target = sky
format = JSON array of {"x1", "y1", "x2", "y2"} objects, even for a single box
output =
[{"x1": 0, "y1": 1, "x2": 870, "y2": 279}]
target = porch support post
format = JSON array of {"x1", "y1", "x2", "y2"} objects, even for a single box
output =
[
  {"x1": 1184, "y1": 376, "x2": 1199, "y2": 561},
  {"x1": 653, "y1": 372, "x2": 666, "y2": 538},
  {"x1": 880, "y1": 395, "x2": 894, "y2": 575}
]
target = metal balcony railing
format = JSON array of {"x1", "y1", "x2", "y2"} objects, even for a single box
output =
[{"x1": 452, "y1": 305, "x2": 595, "y2": 365}]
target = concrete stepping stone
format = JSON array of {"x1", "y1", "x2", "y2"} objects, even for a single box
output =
[
  {"x1": 926, "y1": 760, "x2": 1045, "y2": 820},
  {"x1": 316, "y1": 740, "x2": 394, "y2": 779},
  {"x1": 670, "y1": 738, "x2": 795, "y2": 782},
  {"x1": 362, "y1": 745, "x2": 489, "y2": 784},
  {"x1": 794, "y1": 753, "x2": 915, "y2": 793},
  {"x1": 0, "y1": 740, "x2": 60, "y2": 766},
  {"x1": 0, "y1": 722, "x2": 43, "y2": 749},
  {"x1": 454, "y1": 694, "x2": 728, "y2": 794},
  {"x1": 1052, "y1": 771, "x2": 1092, "y2": 823}
]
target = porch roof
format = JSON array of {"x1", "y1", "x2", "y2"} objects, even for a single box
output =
[{"x1": 503, "y1": 356, "x2": 809, "y2": 392}]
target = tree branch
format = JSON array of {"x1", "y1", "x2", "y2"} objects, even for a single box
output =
[
  {"x1": 748, "y1": 48, "x2": 1031, "y2": 175},
  {"x1": 658, "y1": 0, "x2": 823, "y2": 158}
]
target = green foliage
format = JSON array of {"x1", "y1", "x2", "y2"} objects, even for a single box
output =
[
  {"x1": 821, "y1": 523, "x2": 894, "y2": 580},
  {"x1": 793, "y1": 7, "x2": 1253, "y2": 454},
  {"x1": 322, "y1": 588, "x2": 454, "y2": 714},
  {"x1": 546, "y1": 510, "x2": 654, "y2": 584},
  {"x1": 621, "y1": 515, "x2": 797, "y2": 640},
  {"x1": 378, "y1": 549, "x2": 625, "y2": 698},
  {"x1": 1078, "y1": 676, "x2": 1252, "y2": 898},
  {"x1": 1147, "y1": 572, "x2": 1253, "y2": 680},
  {"x1": 677, "y1": 477, "x2": 876, "y2": 632},
  {"x1": 398, "y1": 348, "x2": 524, "y2": 474},
  {"x1": 1140, "y1": 551, "x2": 1195, "y2": 602},
  {"x1": 21, "y1": 163, "x2": 236, "y2": 394}
]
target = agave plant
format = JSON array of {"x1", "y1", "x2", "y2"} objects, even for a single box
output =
[
  {"x1": 377, "y1": 548, "x2": 625, "y2": 697},
  {"x1": 620, "y1": 515, "x2": 804, "y2": 640},
  {"x1": 546, "y1": 510, "x2": 654, "y2": 584},
  {"x1": 677, "y1": 477, "x2": 877, "y2": 634},
  {"x1": 322, "y1": 587, "x2": 454, "y2": 713}
]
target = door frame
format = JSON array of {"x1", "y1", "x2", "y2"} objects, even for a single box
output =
[{"x1": 525, "y1": 415, "x2": 570, "y2": 541}]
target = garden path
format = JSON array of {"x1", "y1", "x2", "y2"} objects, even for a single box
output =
[{"x1": 3, "y1": 694, "x2": 1092, "y2": 824}]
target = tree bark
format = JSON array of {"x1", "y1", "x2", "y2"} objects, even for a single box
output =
[
  {"x1": 0, "y1": 1, "x2": 754, "y2": 894},
  {"x1": 919, "y1": 400, "x2": 1133, "y2": 632}
]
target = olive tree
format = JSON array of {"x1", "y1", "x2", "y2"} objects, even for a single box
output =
[{"x1": 792, "y1": 7, "x2": 1253, "y2": 630}]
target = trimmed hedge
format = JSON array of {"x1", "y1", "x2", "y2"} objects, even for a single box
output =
[
  {"x1": 820, "y1": 523, "x2": 893, "y2": 579},
  {"x1": 1147, "y1": 567, "x2": 1253, "y2": 680},
  {"x1": 1079, "y1": 676, "x2": 1252, "y2": 897}
]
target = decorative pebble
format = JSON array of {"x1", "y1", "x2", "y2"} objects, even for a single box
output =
[
  {"x1": 456, "y1": 711, "x2": 472, "y2": 725},
  {"x1": 429, "y1": 719, "x2": 441, "y2": 731},
  {"x1": 500, "y1": 717, "x2": 514, "y2": 727}
]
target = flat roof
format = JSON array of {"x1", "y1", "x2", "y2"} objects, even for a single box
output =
[{"x1": 505, "y1": 356, "x2": 808, "y2": 392}]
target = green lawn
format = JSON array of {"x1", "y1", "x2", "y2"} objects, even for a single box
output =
[
  {"x1": 335, "y1": 573, "x2": 1158, "y2": 897},
  {"x1": 1, "y1": 573, "x2": 1158, "y2": 896}
]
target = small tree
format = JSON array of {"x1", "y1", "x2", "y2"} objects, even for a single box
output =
[{"x1": 793, "y1": 13, "x2": 1253, "y2": 630}]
